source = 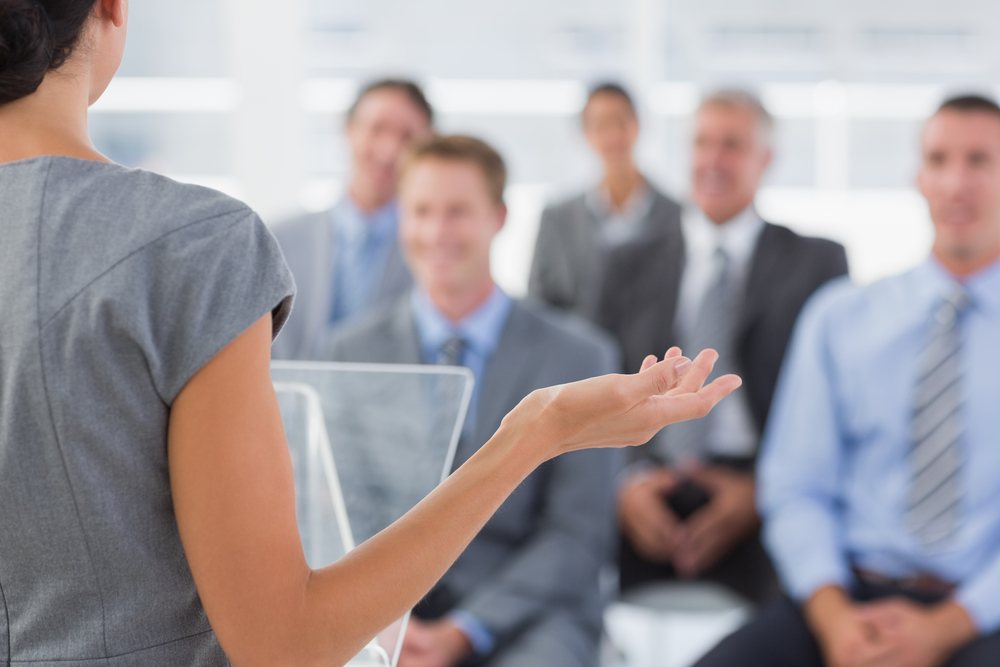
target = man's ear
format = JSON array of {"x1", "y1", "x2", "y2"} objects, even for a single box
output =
[
  {"x1": 495, "y1": 203, "x2": 508, "y2": 233},
  {"x1": 915, "y1": 165, "x2": 928, "y2": 199}
]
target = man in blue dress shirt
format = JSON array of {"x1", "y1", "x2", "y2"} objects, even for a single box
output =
[
  {"x1": 271, "y1": 80, "x2": 433, "y2": 359},
  {"x1": 695, "y1": 95, "x2": 1000, "y2": 667}
]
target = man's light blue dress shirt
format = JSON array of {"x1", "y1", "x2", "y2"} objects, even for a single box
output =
[
  {"x1": 410, "y1": 284, "x2": 513, "y2": 655},
  {"x1": 758, "y1": 257, "x2": 1000, "y2": 632},
  {"x1": 329, "y1": 197, "x2": 399, "y2": 325},
  {"x1": 411, "y1": 285, "x2": 513, "y2": 444}
]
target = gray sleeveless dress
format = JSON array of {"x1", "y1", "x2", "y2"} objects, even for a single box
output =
[{"x1": 0, "y1": 156, "x2": 295, "y2": 665}]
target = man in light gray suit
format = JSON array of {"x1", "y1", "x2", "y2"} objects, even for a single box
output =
[
  {"x1": 529, "y1": 83, "x2": 682, "y2": 317},
  {"x1": 272, "y1": 79, "x2": 434, "y2": 360},
  {"x1": 329, "y1": 136, "x2": 620, "y2": 667}
]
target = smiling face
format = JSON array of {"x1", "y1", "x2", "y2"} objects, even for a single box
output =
[
  {"x1": 346, "y1": 88, "x2": 432, "y2": 208},
  {"x1": 918, "y1": 109, "x2": 1000, "y2": 275},
  {"x1": 582, "y1": 91, "x2": 639, "y2": 170},
  {"x1": 399, "y1": 158, "x2": 506, "y2": 298},
  {"x1": 690, "y1": 102, "x2": 772, "y2": 224}
]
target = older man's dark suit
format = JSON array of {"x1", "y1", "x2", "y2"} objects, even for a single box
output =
[{"x1": 593, "y1": 217, "x2": 849, "y2": 603}]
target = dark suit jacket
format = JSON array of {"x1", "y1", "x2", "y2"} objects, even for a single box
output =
[
  {"x1": 327, "y1": 297, "x2": 621, "y2": 648},
  {"x1": 594, "y1": 220, "x2": 849, "y2": 445},
  {"x1": 529, "y1": 187, "x2": 682, "y2": 317},
  {"x1": 595, "y1": 218, "x2": 847, "y2": 603}
]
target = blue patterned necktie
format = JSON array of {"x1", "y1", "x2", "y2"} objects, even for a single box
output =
[{"x1": 438, "y1": 337, "x2": 467, "y2": 367}]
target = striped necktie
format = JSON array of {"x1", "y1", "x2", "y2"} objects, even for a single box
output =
[
  {"x1": 438, "y1": 337, "x2": 467, "y2": 367},
  {"x1": 657, "y1": 247, "x2": 736, "y2": 462},
  {"x1": 907, "y1": 286, "x2": 971, "y2": 546}
]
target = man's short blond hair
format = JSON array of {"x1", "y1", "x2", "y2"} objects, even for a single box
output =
[{"x1": 400, "y1": 135, "x2": 507, "y2": 205}]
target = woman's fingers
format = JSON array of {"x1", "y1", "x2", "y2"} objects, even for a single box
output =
[
  {"x1": 625, "y1": 372, "x2": 742, "y2": 439},
  {"x1": 639, "y1": 355, "x2": 659, "y2": 372},
  {"x1": 624, "y1": 354, "x2": 694, "y2": 405},
  {"x1": 667, "y1": 349, "x2": 720, "y2": 396}
]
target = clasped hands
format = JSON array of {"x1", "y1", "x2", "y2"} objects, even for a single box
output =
[
  {"x1": 618, "y1": 461, "x2": 759, "y2": 576},
  {"x1": 805, "y1": 586, "x2": 977, "y2": 667}
]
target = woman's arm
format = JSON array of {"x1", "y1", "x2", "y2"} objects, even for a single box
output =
[{"x1": 169, "y1": 315, "x2": 738, "y2": 667}]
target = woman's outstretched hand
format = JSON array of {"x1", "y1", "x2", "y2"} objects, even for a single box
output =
[{"x1": 500, "y1": 347, "x2": 742, "y2": 462}]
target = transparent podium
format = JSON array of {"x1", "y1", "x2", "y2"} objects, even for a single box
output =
[{"x1": 272, "y1": 361, "x2": 474, "y2": 666}]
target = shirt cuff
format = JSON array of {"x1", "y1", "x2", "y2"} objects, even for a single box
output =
[
  {"x1": 448, "y1": 610, "x2": 496, "y2": 657},
  {"x1": 762, "y1": 520, "x2": 853, "y2": 602}
]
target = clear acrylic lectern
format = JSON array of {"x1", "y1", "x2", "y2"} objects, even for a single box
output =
[{"x1": 272, "y1": 361, "x2": 474, "y2": 667}]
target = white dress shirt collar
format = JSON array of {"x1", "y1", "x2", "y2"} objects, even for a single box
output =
[{"x1": 681, "y1": 204, "x2": 765, "y2": 272}]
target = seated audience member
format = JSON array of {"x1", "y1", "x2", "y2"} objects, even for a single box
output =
[
  {"x1": 272, "y1": 79, "x2": 433, "y2": 359},
  {"x1": 529, "y1": 83, "x2": 682, "y2": 316},
  {"x1": 329, "y1": 136, "x2": 621, "y2": 667},
  {"x1": 695, "y1": 95, "x2": 1000, "y2": 667},
  {"x1": 595, "y1": 90, "x2": 848, "y2": 603}
]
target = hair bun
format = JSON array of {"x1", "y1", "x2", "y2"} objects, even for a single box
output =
[{"x1": 0, "y1": 0, "x2": 54, "y2": 104}]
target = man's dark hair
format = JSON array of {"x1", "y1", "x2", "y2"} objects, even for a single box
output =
[
  {"x1": 347, "y1": 79, "x2": 434, "y2": 126},
  {"x1": 937, "y1": 94, "x2": 1000, "y2": 119},
  {"x1": 584, "y1": 82, "x2": 636, "y2": 116}
]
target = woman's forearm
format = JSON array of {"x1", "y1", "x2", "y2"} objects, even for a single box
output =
[
  {"x1": 295, "y1": 421, "x2": 540, "y2": 665},
  {"x1": 171, "y1": 317, "x2": 736, "y2": 666}
]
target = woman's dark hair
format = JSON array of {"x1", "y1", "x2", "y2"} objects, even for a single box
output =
[
  {"x1": 0, "y1": 0, "x2": 96, "y2": 105},
  {"x1": 584, "y1": 82, "x2": 636, "y2": 116}
]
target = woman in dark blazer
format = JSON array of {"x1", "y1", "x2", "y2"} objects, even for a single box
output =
[{"x1": 529, "y1": 83, "x2": 682, "y2": 316}]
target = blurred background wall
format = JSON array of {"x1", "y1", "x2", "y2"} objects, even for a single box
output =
[{"x1": 90, "y1": 0, "x2": 1000, "y2": 293}]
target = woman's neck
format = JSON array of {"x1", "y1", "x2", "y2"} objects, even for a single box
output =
[
  {"x1": 0, "y1": 67, "x2": 105, "y2": 164},
  {"x1": 602, "y1": 164, "x2": 644, "y2": 211}
]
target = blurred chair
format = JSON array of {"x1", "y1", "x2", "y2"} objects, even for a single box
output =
[
  {"x1": 602, "y1": 581, "x2": 751, "y2": 667},
  {"x1": 273, "y1": 361, "x2": 474, "y2": 666}
]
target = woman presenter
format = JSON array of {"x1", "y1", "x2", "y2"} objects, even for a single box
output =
[{"x1": 0, "y1": 1, "x2": 739, "y2": 665}]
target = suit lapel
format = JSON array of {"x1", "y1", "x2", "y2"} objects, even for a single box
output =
[
  {"x1": 468, "y1": 303, "x2": 545, "y2": 456},
  {"x1": 378, "y1": 239, "x2": 413, "y2": 301},
  {"x1": 303, "y1": 211, "x2": 336, "y2": 358},
  {"x1": 647, "y1": 229, "x2": 686, "y2": 359},
  {"x1": 569, "y1": 196, "x2": 601, "y2": 271},
  {"x1": 380, "y1": 296, "x2": 423, "y2": 365},
  {"x1": 736, "y1": 223, "x2": 787, "y2": 343}
]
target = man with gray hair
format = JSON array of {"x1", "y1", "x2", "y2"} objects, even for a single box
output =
[{"x1": 594, "y1": 90, "x2": 848, "y2": 603}]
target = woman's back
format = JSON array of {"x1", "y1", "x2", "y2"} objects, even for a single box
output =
[{"x1": 0, "y1": 156, "x2": 293, "y2": 665}]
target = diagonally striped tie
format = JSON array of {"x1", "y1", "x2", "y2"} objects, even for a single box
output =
[
  {"x1": 438, "y1": 337, "x2": 467, "y2": 367},
  {"x1": 907, "y1": 286, "x2": 971, "y2": 547},
  {"x1": 656, "y1": 247, "x2": 736, "y2": 462}
]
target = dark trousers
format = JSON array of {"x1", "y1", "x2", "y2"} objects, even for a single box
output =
[
  {"x1": 619, "y1": 530, "x2": 781, "y2": 605},
  {"x1": 694, "y1": 591, "x2": 1000, "y2": 667}
]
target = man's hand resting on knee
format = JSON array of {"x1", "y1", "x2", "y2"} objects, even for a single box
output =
[
  {"x1": 398, "y1": 617, "x2": 473, "y2": 667},
  {"x1": 805, "y1": 585, "x2": 977, "y2": 667},
  {"x1": 618, "y1": 468, "x2": 685, "y2": 563}
]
